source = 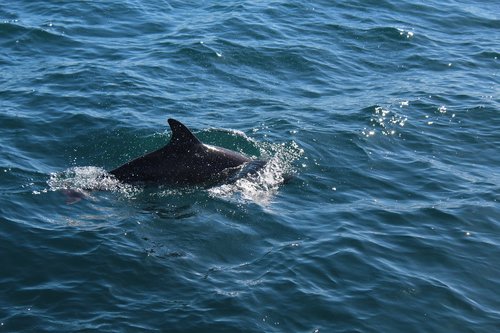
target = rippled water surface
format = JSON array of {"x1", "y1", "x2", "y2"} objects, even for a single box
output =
[{"x1": 1, "y1": 1, "x2": 499, "y2": 332}]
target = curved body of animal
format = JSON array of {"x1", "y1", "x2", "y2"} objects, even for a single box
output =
[{"x1": 110, "y1": 119, "x2": 265, "y2": 185}]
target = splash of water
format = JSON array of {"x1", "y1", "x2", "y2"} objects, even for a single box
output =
[
  {"x1": 208, "y1": 141, "x2": 303, "y2": 206},
  {"x1": 47, "y1": 166, "x2": 140, "y2": 198}
]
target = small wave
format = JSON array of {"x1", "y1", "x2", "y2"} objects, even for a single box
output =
[
  {"x1": 360, "y1": 26, "x2": 415, "y2": 42},
  {"x1": 0, "y1": 20, "x2": 78, "y2": 48}
]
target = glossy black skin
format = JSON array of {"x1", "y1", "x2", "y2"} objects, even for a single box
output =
[{"x1": 110, "y1": 119, "x2": 261, "y2": 185}]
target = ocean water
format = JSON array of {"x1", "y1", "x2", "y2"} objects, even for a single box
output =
[{"x1": 1, "y1": 0, "x2": 499, "y2": 332}]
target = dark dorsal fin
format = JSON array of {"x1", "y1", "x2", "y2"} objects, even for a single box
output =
[{"x1": 167, "y1": 118, "x2": 202, "y2": 147}]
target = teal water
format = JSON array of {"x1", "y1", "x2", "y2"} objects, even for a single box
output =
[{"x1": 1, "y1": 1, "x2": 499, "y2": 332}]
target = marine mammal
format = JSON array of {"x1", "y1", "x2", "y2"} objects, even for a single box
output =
[{"x1": 110, "y1": 118, "x2": 265, "y2": 185}]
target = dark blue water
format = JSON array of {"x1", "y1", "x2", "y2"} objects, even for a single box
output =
[{"x1": 1, "y1": 1, "x2": 499, "y2": 332}]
